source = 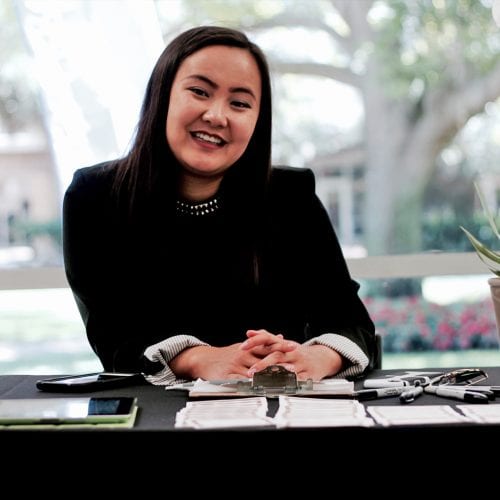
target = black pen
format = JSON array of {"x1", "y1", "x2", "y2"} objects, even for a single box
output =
[{"x1": 355, "y1": 386, "x2": 410, "y2": 401}]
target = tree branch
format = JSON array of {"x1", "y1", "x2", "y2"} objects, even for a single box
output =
[
  {"x1": 330, "y1": 0, "x2": 374, "y2": 47},
  {"x1": 269, "y1": 60, "x2": 361, "y2": 87},
  {"x1": 420, "y1": 60, "x2": 500, "y2": 146},
  {"x1": 249, "y1": 13, "x2": 351, "y2": 55}
]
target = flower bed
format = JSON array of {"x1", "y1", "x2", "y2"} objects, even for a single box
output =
[{"x1": 363, "y1": 296, "x2": 500, "y2": 353}]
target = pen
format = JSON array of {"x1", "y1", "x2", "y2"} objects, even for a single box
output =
[
  {"x1": 451, "y1": 385, "x2": 500, "y2": 396},
  {"x1": 355, "y1": 386, "x2": 411, "y2": 401},
  {"x1": 399, "y1": 385, "x2": 424, "y2": 404},
  {"x1": 425, "y1": 385, "x2": 489, "y2": 403},
  {"x1": 363, "y1": 379, "x2": 410, "y2": 389},
  {"x1": 363, "y1": 375, "x2": 433, "y2": 389},
  {"x1": 434, "y1": 385, "x2": 495, "y2": 400}
]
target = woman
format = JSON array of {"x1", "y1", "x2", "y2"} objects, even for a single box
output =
[{"x1": 63, "y1": 25, "x2": 376, "y2": 385}]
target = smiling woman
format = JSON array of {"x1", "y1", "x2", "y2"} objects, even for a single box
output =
[{"x1": 62, "y1": 25, "x2": 376, "y2": 386}]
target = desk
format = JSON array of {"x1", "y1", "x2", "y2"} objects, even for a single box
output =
[{"x1": 2, "y1": 368, "x2": 499, "y2": 472}]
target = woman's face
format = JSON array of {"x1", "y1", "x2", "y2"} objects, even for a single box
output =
[{"x1": 166, "y1": 45, "x2": 261, "y2": 184}]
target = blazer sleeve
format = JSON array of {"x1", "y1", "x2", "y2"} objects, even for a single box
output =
[
  {"x1": 63, "y1": 166, "x2": 160, "y2": 373},
  {"x1": 271, "y1": 167, "x2": 377, "y2": 369}
]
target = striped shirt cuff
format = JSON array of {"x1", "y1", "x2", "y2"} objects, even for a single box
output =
[
  {"x1": 143, "y1": 335, "x2": 208, "y2": 386},
  {"x1": 303, "y1": 333, "x2": 369, "y2": 379}
]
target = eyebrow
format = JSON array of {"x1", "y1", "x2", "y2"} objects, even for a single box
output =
[{"x1": 185, "y1": 74, "x2": 257, "y2": 99}]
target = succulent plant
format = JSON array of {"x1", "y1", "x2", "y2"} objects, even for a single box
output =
[{"x1": 460, "y1": 182, "x2": 500, "y2": 277}]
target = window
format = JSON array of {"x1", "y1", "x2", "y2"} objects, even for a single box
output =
[{"x1": 2, "y1": 0, "x2": 500, "y2": 373}]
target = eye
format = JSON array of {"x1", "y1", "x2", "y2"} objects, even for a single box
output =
[
  {"x1": 188, "y1": 87, "x2": 208, "y2": 97},
  {"x1": 231, "y1": 100, "x2": 251, "y2": 109}
]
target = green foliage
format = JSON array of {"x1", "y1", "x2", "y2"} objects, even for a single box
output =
[
  {"x1": 13, "y1": 219, "x2": 62, "y2": 248},
  {"x1": 362, "y1": 278, "x2": 422, "y2": 298},
  {"x1": 374, "y1": 0, "x2": 499, "y2": 99},
  {"x1": 461, "y1": 182, "x2": 500, "y2": 276},
  {"x1": 422, "y1": 212, "x2": 499, "y2": 251}
]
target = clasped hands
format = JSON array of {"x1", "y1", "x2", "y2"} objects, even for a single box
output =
[{"x1": 171, "y1": 329, "x2": 343, "y2": 382}]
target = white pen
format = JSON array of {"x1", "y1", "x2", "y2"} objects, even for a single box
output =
[
  {"x1": 439, "y1": 385, "x2": 498, "y2": 394},
  {"x1": 363, "y1": 379, "x2": 410, "y2": 389},
  {"x1": 355, "y1": 385, "x2": 411, "y2": 401},
  {"x1": 399, "y1": 385, "x2": 424, "y2": 403},
  {"x1": 431, "y1": 385, "x2": 495, "y2": 400},
  {"x1": 425, "y1": 385, "x2": 489, "y2": 403}
]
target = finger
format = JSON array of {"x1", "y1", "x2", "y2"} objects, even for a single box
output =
[
  {"x1": 245, "y1": 329, "x2": 268, "y2": 338},
  {"x1": 278, "y1": 340, "x2": 299, "y2": 352},
  {"x1": 241, "y1": 337, "x2": 296, "y2": 352},
  {"x1": 240, "y1": 333, "x2": 275, "y2": 350},
  {"x1": 247, "y1": 351, "x2": 289, "y2": 375},
  {"x1": 241, "y1": 332, "x2": 295, "y2": 351},
  {"x1": 245, "y1": 329, "x2": 284, "y2": 341},
  {"x1": 248, "y1": 342, "x2": 298, "y2": 357}
]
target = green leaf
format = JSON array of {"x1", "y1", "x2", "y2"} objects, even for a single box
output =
[
  {"x1": 460, "y1": 226, "x2": 500, "y2": 276},
  {"x1": 474, "y1": 182, "x2": 500, "y2": 241}
]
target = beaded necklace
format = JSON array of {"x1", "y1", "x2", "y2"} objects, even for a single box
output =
[{"x1": 175, "y1": 197, "x2": 220, "y2": 216}]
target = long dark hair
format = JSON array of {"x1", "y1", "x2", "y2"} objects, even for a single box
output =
[{"x1": 112, "y1": 25, "x2": 272, "y2": 216}]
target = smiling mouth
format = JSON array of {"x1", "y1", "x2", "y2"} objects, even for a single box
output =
[{"x1": 191, "y1": 131, "x2": 227, "y2": 146}]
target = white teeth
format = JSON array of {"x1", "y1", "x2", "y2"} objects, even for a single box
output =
[{"x1": 193, "y1": 132, "x2": 223, "y2": 144}]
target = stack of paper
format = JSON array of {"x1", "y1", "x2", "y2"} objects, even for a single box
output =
[
  {"x1": 175, "y1": 397, "x2": 273, "y2": 429},
  {"x1": 367, "y1": 405, "x2": 473, "y2": 426},
  {"x1": 273, "y1": 395, "x2": 374, "y2": 428},
  {"x1": 457, "y1": 404, "x2": 500, "y2": 423}
]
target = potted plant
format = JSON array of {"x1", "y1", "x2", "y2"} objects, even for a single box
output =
[{"x1": 460, "y1": 181, "x2": 500, "y2": 337}]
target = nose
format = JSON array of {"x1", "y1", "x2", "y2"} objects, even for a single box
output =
[{"x1": 202, "y1": 100, "x2": 228, "y2": 128}]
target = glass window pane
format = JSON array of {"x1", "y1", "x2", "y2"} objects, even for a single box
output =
[
  {"x1": 2, "y1": 0, "x2": 500, "y2": 373},
  {"x1": 0, "y1": 288, "x2": 101, "y2": 374}
]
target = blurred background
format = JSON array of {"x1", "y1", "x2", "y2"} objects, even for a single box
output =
[{"x1": 2, "y1": 0, "x2": 500, "y2": 374}]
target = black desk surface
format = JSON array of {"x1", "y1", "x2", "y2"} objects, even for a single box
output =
[
  {"x1": 2, "y1": 368, "x2": 500, "y2": 468},
  {"x1": 3, "y1": 368, "x2": 500, "y2": 428}
]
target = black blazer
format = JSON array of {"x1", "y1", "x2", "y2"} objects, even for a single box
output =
[{"x1": 63, "y1": 162, "x2": 375, "y2": 373}]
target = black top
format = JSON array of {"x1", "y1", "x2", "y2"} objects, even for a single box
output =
[{"x1": 63, "y1": 162, "x2": 375, "y2": 373}]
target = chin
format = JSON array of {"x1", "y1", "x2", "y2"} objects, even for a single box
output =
[{"x1": 186, "y1": 163, "x2": 229, "y2": 178}]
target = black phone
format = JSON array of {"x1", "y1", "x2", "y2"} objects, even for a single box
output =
[{"x1": 36, "y1": 372, "x2": 145, "y2": 393}]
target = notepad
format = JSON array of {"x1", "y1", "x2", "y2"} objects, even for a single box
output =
[{"x1": 0, "y1": 406, "x2": 139, "y2": 430}]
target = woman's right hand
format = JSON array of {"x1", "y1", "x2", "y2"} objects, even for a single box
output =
[{"x1": 169, "y1": 343, "x2": 259, "y2": 380}]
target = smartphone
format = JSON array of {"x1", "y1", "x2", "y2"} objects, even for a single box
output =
[
  {"x1": 0, "y1": 397, "x2": 137, "y2": 425},
  {"x1": 36, "y1": 372, "x2": 144, "y2": 393}
]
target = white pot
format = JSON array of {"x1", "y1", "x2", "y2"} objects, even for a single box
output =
[{"x1": 488, "y1": 277, "x2": 500, "y2": 339}]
